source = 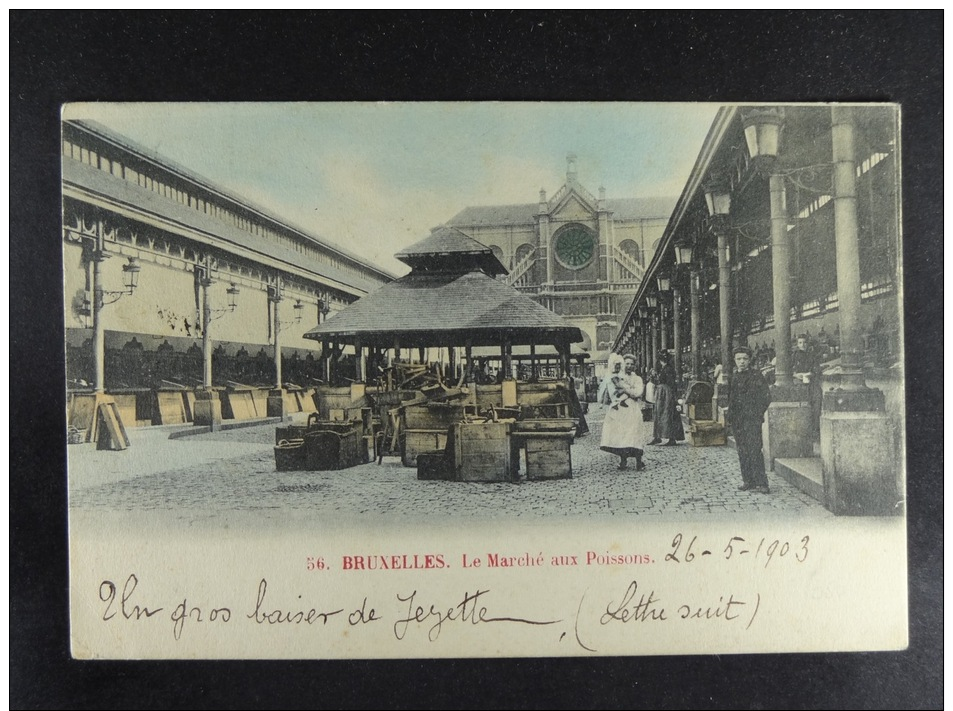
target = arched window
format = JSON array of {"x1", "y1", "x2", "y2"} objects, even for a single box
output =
[
  {"x1": 619, "y1": 238, "x2": 642, "y2": 265},
  {"x1": 514, "y1": 243, "x2": 535, "y2": 265},
  {"x1": 489, "y1": 245, "x2": 506, "y2": 266}
]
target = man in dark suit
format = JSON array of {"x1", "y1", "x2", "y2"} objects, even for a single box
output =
[{"x1": 727, "y1": 346, "x2": 772, "y2": 494}]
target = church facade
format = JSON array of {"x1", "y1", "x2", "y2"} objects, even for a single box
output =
[{"x1": 446, "y1": 155, "x2": 674, "y2": 354}]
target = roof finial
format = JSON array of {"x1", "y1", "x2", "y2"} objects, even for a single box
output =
[{"x1": 566, "y1": 152, "x2": 578, "y2": 182}]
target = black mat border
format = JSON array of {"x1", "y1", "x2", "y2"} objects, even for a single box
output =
[{"x1": 10, "y1": 11, "x2": 942, "y2": 710}]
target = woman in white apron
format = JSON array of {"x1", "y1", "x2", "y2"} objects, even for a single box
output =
[{"x1": 600, "y1": 353, "x2": 653, "y2": 470}]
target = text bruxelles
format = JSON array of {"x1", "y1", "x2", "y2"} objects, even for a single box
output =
[{"x1": 341, "y1": 554, "x2": 447, "y2": 571}]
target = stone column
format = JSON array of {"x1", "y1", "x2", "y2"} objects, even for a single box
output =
[
  {"x1": 272, "y1": 291, "x2": 282, "y2": 389},
  {"x1": 650, "y1": 312, "x2": 658, "y2": 371},
  {"x1": 717, "y1": 227, "x2": 732, "y2": 375},
  {"x1": 769, "y1": 173, "x2": 794, "y2": 387},
  {"x1": 90, "y1": 231, "x2": 107, "y2": 393},
  {"x1": 673, "y1": 287, "x2": 683, "y2": 386},
  {"x1": 267, "y1": 285, "x2": 287, "y2": 420},
  {"x1": 831, "y1": 106, "x2": 866, "y2": 391},
  {"x1": 762, "y1": 172, "x2": 812, "y2": 469},
  {"x1": 538, "y1": 211, "x2": 553, "y2": 285},
  {"x1": 660, "y1": 301, "x2": 669, "y2": 351},
  {"x1": 193, "y1": 264, "x2": 222, "y2": 428},
  {"x1": 354, "y1": 338, "x2": 365, "y2": 382},
  {"x1": 690, "y1": 268, "x2": 701, "y2": 380},
  {"x1": 819, "y1": 105, "x2": 892, "y2": 515}
]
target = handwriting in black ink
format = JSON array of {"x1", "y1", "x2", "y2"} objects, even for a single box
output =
[
  {"x1": 99, "y1": 574, "x2": 164, "y2": 622},
  {"x1": 393, "y1": 589, "x2": 560, "y2": 642},
  {"x1": 247, "y1": 579, "x2": 344, "y2": 625}
]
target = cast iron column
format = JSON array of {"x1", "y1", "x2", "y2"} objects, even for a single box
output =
[
  {"x1": 769, "y1": 173, "x2": 793, "y2": 386},
  {"x1": 660, "y1": 301, "x2": 669, "y2": 351},
  {"x1": 831, "y1": 106, "x2": 866, "y2": 390},
  {"x1": 690, "y1": 268, "x2": 701, "y2": 380},
  {"x1": 272, "y1": 280, "x2": 283, "y2": 389},
  {"x1": 673, "y1": 286, "x2": 683, "y2": 385},
  {"x1": 650, "y1": 311, "x2": 658, "y2": 371},
  {"x1": 91, "y1": 241, "x2": 106, "y2": 393},
  {"x1": 717, "y1": 226, "x2": 732, "y2": 374}
]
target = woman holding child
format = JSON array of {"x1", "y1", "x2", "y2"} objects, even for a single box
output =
[{"x1": 599, "y1": 353, "x2": 653, "y2": 470}]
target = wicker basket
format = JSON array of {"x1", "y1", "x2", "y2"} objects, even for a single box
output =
[{"x1": 274, "y1": 438, "x2": 307, "y2": 471}]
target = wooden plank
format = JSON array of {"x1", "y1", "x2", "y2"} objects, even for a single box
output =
[
  {"x1": 300, "y1": 389, "x2": 318, "y2": 413},
  {"x1": 457, "y1": 423, "x2": 509, "y2": 440},
  {"x1": 459, "y1": 441, "x2": 510, "y2": 455},
  {"x1": 154, "y1": 391, "x2": 188, "y2": 425},
  {"x1": 226, "y1": 391, "x2": 258, "y2": 420},
  {"x1": 68, "y1": 393, "x2": 98, "y2": 434},
  {"x1": 112, "y1": 394, "x2": 138, "y2": 430},
  {"x1": 501, "y1": 379, "x2": 518, "y2": 407},
  {"x1": 97, "y1": 402, "x2": 130, "y2": 450}
]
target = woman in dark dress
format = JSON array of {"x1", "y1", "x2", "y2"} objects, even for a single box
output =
[{"x1": 648, "y1": 350, "x2": 686, "y2": 446}]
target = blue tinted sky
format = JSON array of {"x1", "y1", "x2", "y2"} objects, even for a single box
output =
[{"x1": 64, "y1": 102, "x2": 719, "y2": 274}]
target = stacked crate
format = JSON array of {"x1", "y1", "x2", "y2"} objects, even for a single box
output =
[{"x1": 448, "y1": 421, "x2": 515, "y2": 482}]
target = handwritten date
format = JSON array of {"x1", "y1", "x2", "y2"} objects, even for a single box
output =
[{"x1": 665, "y1": 533, "x2": 810, "y2": 567}]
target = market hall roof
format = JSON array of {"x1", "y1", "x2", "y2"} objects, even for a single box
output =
[
  {"x1": 62, "y1": 119, "x2": 396, "y2": 293},
  {"x1": 305, "y1": 229, "x2": 583, "y2": 348},
  {"x1": 394, "y1": 225, "x2": 507, "y2": 276},
  {"x1": 304, "y1": 270, "x2": 583, "y2": 348},
  {"x1": 447, "y1": 197, "x2": 677, "y2": 226}
]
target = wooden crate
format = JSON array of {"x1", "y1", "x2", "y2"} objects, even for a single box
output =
[
  {"x1": 688, "y1": 403, "x2": 713, "y2": 421},
  {"x1": 402, "y1": 429, "x2": 449, "y2": 467},
  {"x1": 513, "y1": 419, "x2": 575, "y2": 480},
  {"x1": 403, "y1": 404, "x2": 459, "y2": 430},
  {"x1": 524, "y1": 436, "x2": 573, "y2": 480},
  {"x1": 450, "y1": 421, "x2": 513, "y2": 482},
  {"x1": 690, "y1": 420, "x2": 726, "y2": 447},
  {"x1": 416, "y1": 450, "x2": 451, "y2": 480}
]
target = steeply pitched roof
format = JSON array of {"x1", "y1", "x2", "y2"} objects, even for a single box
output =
[
  {"x1": 395, "y1": 225, "x2": 507, "y2": 275},
  {"x1": 63, "y1": 159, "x2": 383, "y2": 295},
  {"x1": 448, "y1": 204, "x2": 538, "y2": 226},
  {"x1": 65, "y1": 119, "x2": 396, "y2": 282},
  {"x1": 304, "y1": 269, "x2": 582, "y2": 347},
  {"x1": 447, "y1": 197, "x2": 676, "y2": 227}
]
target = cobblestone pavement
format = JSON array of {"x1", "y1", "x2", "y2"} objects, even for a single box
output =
[{"x1": 68, "y1": 405, "x2": 831, "y2": 528}]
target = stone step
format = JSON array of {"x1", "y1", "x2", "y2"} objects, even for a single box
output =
[{"x1": 775, "y1": 457, "x2": 824, "y2": 501}]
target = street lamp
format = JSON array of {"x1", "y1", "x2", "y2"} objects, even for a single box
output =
[
  {"x1": 703, "y1": 180, "x2": 732, "y2": 218},
  {"x1": 675, "y1": 242, "x2": 694, "y2": 267},
  {"x1": 293, "y1": 299, "x2": 305, "y2": 324},
  {"x1": 646, "y1": 294, "x2": 658, "y2": 309},
  {"x1": 121, "y1": 257, "x2": 141, "y2": 293},
  {"x1": 741, "y1": 107, "x2": 784, "y2": 161},
  {"x1": 226, "y1": 283, "x2": 240, "y2": 312},
  {"x1": 657, "y1": 274, "x2": 671, "y2": 292}
]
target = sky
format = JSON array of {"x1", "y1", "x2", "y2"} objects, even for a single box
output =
[{"x1": 64, "y1": 102, "x2": 719, "y2": 275}]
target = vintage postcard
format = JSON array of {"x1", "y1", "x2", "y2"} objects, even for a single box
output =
[{"x1": 64, "y1": 102, "x2": 906, "y2": 659}]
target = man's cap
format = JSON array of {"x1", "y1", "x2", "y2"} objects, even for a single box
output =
[
  {"x1": 622, "y1": 353, "x2": 637, "y2": 363},
  {"x1": 733, "y1": 346, "x2": 753, "y2": 357}
]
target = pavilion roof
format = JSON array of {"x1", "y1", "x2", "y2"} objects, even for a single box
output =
[{"x1": 304, "y1": 269, "x2": 582, "y2": 348}]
